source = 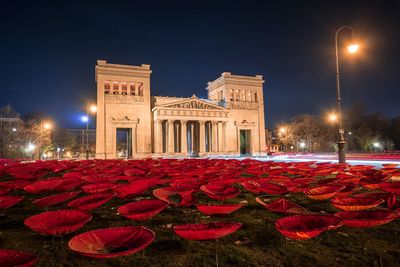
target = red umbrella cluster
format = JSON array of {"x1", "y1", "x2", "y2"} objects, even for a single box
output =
[{"x1": 0, "y1": 157, "x2": 399, "y2": 264}]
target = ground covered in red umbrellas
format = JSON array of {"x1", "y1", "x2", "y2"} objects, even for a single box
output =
[{"x1": 1, "y1": 158, "x2": 400, "y2": 266}]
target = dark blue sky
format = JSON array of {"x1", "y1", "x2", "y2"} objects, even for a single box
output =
[{"x1": 1, "y1": 0, "x2": 399, "y2": 128}]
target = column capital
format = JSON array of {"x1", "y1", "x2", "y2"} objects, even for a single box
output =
[{"x1": 199, "y1": 121, "x2": 206, "y2": 125}]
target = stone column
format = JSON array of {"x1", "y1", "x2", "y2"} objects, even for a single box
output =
[
  {"x1": 168, "y1": 120, "x2": 174, "y2": 154},
  {"x1": 190, "y1": 122, "x2": 194, "y2": 155},
  {"x1": 132, "y1": 124, "x2": 137, "y2": 155},
  {"x1": 222, "y1": 122, "x2": 227, "y2": 152},
  {"x1": 212, "y1": 121, "x2": 218, "y2": 152},
  {"x1": 199, "y1": 121, "x2": 205, "y2": 154},
  {"x1": 154, "y1": 120, "x2": 162, "y2": 153},
  {"x1": 181, "y1": 120, "x2": 187, "y2": 155},
  {"x1": 218, "y1": 121, "x2": 223, "y2": 152}
]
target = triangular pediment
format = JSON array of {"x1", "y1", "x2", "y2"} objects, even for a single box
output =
[{"x1": 157, "y1": 98, "x2": 227, "y2": 111}]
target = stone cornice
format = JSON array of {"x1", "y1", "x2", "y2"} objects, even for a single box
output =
[
  {"x1": 153, "y1": 98, "x2": 228, "y2": 112},
  {"x1": 207, "y1": 73, "x2": 264, "y2": 90},
  {"x1": 105, "y1": 94, "x2": 145, "y2": 104},
  {"x1": 235, "y1": 120, "x2": 256, "y2": 127}
]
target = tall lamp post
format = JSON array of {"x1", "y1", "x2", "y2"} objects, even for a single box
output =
[
  {"x1": 38, "y1": 121, "x2": 53, "y2": 160},
  {"x1": 83, "y1": 102, "x2": 97, "y2": 160},
  {"x1": 334, "y1": 26, "x2": 359, "y2": 163}
]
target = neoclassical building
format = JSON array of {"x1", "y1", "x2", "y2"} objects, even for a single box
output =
[{"x1": 95, "y1": 60, "x2": 266, "y2": 158}]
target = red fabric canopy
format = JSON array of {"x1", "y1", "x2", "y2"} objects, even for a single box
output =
[
  {"x1": 68, "y1": 193, "x2": 115, "y2": 210},
  {"x1": 32, "y1": 191, "x2": 80, "y2": 208},
  {"x1": 68, "y1": 226, "x2": 155, "y2": 258},
  {"x1": 0, "y1": 180, "x2": 31, "y2": 190},
  {"x1": 0, "y1": 196, "x2": 24, "y2": 209},
  {"x1": 256, "y1": 197, "x2": 308, "y2": 214},
  {"x1": 275, "y1": 215, "x2": 342, "y2": 240},
  {"x1": 196, "y1": 204, "x2": 243, "y2": 215},
  {"x1": 330, "y1": 196, "x2": 384, "y2": 211},
  {"x1": 24, "y1": 179, "x2": 64, "y2": 194},
  {"x1": 0, "y1": 249, "x2": 37, "y2": 267},
  {"x1": 113, "y1": 179, "x2": 162, "y2": 198},
  {"x1": 335, "y1": 209, "x2": 399, "y2": 228},
  {"x1": 174, "y1": 221, "x2": 242, "y2": 240},
  {"x1": 118, "y1": 199, "x2": 168, "y2": 220},
  {"x1": 24, "y1": 209, "x2": 92, "y2": 235},
  {"x1": 200, "y1": 184, "x2": 240, "y2": 201},
  {"x1": 81, "y1": 183, "x2": 118, "y2": 194},
  {"x1": 153, "y1": 187, "x2": 195, "y2": 207},
  {"x1": 304, "y1": 185, "x2": 345, "y2": 200},
  {"x1": 379, "y1": 182, "x2": 400, "y2": 195}
]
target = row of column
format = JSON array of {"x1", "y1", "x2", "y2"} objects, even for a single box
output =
[{"x1": 154, "y1": 120, "x2": 226, "y2": 155}]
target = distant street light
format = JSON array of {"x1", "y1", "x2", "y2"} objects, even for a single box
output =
[
  {"x1": 81, "y1": 115, "x2": 89, "y2": 123},
  {"x1": 299, "y1": 142, "x2": 306, "y2": 149},
  {"x1": 373, "y1": 142, "x2": 381, "y2": 148},
  {"x1": 334, "y1": 26, "x2": 359, "y2": 164}
]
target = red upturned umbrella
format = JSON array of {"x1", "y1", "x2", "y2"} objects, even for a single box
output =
[
  {"x1": 81, "y1": 183, "x2": 118, "y2": 194},
  {"x1": 153, "y1": 187, "x2": 195, "y2": 207},
  {"x1": 24, "y1": 209, "x2": 92, "y2": 235},
  {"x1": 113, "y1": 179, "x2": 161, "y2": 198},
  {"x1": 256, "y1": 197, "x2": 308, "y2": 214},
  {"x1": 24, "y1": 179, "x2": 64, "y2": 194},
  {"x1": 68, "y1": 226, "x2": 155, "y2": 258},
  {"x1": 330, "y1": 196, "x2": 384, "y2": 211},
  {"x1": 304, "y1": 185, "x2": 345, "y2": 200},
  {"x1": 335, "y1": 209, "x2": 399, "y2": 228},
  {"x1": 174, "y1": 222, "x2": 242, "y2": 240},
  {"x1": 244, "y1": 180, "x2": 287, "y2": 195},
  {"x1": 32, "y1": 191, "x2": 80, "y2": 208},
  {"x1": 200, "y1": 184, "x2": 240, "y2": 201},
  {"x1": 196, "y1": 204, "x2": 243, "y2": 215},
  {"x1": 0, "y1": 249, "x2": 37, "y2": 267},
  {"x1": 54, "y1": 178, "x2": 85, "y2": 191},
  {"x1": 379, "y1": 182, "x2": 400, "y2": 195},
  {"x1": 0, "y1": 188, "x2": 11, "y2": 195},
  {"x1": 0, "y1": 180, "x2": 31, "y2": 190},
  {"x1": 118, "y1": 199, "x2": 168, "y2": 221},
  {"x1": 275, "y1": 215, "x2": 342, "y2": 240},
  {"x1": 68, "y1": 193, "x2": 115, "y2": 210},
  {"x1": 0, "y1": 196, "x2": 24, "y2": 209}
]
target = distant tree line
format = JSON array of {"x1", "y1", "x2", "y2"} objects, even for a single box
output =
[
  {"x1": 0, "y1": 105, "x2": 75, "y2": 159},
  {"x1": 275, "y1": 103, "x2": 400, "y2": 153}
]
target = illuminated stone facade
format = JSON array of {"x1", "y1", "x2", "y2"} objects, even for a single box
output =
[{"x1": 95, "y1": 60, "x2": 266, "y2": 158}]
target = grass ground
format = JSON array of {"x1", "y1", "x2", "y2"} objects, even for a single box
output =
[{"x1": 1, "y1": 172, "x2": 400, "y2": 267}]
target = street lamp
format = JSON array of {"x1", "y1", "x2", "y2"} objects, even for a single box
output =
[
  {"x1": 39, "y1": 121, "x2": 53, "y2": 160},
  {"x1": 84, "y1": 102, "x2": 97, "y2": 160},
  {"x1": 334, "y1": 26, "x2": 359, "y2": 164}
]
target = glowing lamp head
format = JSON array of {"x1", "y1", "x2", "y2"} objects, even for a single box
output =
[
  {"x1": 90, "y1": 105, "x2": 97, "y2": 113},
  {"x1": 347, "y1": 43, "x2": 359, "y2": 54},
  {"x1": 27, "y1": 143, "x2": 36, "y2": 152},
  {"x1": 279, "y1": 127, "x2": 286, "y2": 134},
  {"x1": 43, "y1": 122, "x2": 52, "y2": 130},
  {"x1": 299, "y1": 142, "x2": 306, "y2": 149},
  {"x1": 329, "y1": 113, "x2": 337, "y2": 122},
  {"x1": 81, "y1": 115, "x2": 89, "y2": 123},
  {"x1": 373, "y1": 142, "x2": 381, "y2": 148}
]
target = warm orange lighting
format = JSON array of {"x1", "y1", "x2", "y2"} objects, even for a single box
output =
[
  {"x1": 279, "y1": 127, "x2": 286, "y2": 134},
  {"x1": 347, "y1": 43, "x2": 359, "y2": 54},
  {"x1": 42, "y1": 122, "x2": 52, "y2": 130},
  {"x1": 90, "y1": 105, "x2": 97, "y2": 113},
  {"x1": 328, "y1": 113, "x2": 337, "y2": 123}
]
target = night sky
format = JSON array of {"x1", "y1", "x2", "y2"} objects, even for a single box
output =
[{"x1": 1, "y1": 0, "x2": 399, "y2": 129}]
